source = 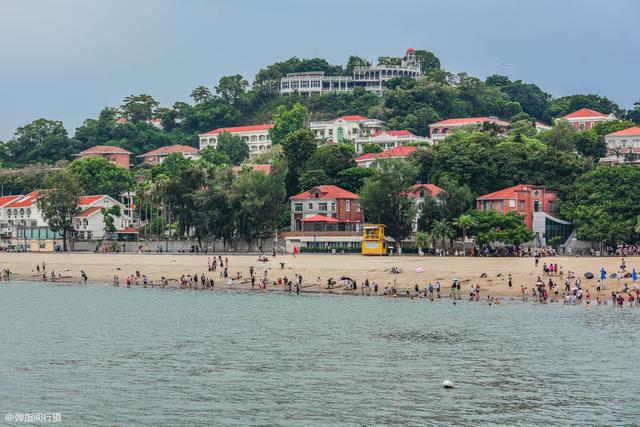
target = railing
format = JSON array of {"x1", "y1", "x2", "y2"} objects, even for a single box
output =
[{"x1": 282, "y1": 231, "x2": 361, "y2": 237}]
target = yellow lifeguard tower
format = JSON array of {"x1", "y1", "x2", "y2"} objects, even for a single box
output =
[{"x1": 361, "y1": 224, "x2": 387, "y2": 256}]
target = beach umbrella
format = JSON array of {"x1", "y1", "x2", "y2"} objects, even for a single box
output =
[{"x1": 415, "y1": 267, "x2": 423, "y2": 273}]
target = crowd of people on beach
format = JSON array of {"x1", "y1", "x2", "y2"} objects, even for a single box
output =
[{"x1": 5, "y1": 252, "x2": 640, "y2": 308}]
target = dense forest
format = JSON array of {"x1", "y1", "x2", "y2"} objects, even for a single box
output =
[{"x1": 2, "y1": 49, "x2": 640, "y2": 247}]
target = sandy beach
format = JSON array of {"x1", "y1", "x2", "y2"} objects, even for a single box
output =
[{"x1": 0, "y1": 252, "x2": 635, "y2": 299}]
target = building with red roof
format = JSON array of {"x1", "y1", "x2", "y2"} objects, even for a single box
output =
[
  {"x1": 429, "y1": 117, "x2": 509, "y2": 141},
  {"x1": 138, "y1": 145, "x2": 200, "y2": 166},
  {"x1": 601, "y1": 126, "x2": 640, "y2": 164},
  {"x1": 310, "y1": 115, "x2": 385, "y2": 144},
  {"x1": 560, "y1": 108, "x2": 616, "y2": 131},
  {"x1": 289, "y1": 185, "x2": 362, "y2": 232},
  {"x1": 354, "y1": 129, "x2": 431, "y2": 153},
  {"x1": 476, "y1": 185, "x2": 558, "y2": 230},
  {"x1": 231, "y1": 164, "x2": 273, "y2": 175},
  {"x1": 354, "y1": 146, "x2": 420, "y2": 168},
  {"x1": 74, "y1": 145, "x2": 132, "y2": 169},
  {"x1": 198, "y1": 124, "x2": 273, "y2": 158},
  {"x1": 0, "y1": 192, "x2": 134, "y2": 249}
]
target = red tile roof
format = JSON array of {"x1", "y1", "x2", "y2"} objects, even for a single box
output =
[
  {"x1": 76, "y1": 206, "x2": 103, "y2": 218},
  {"x1": 5, "y1": 191, "x2": 39, "y2": 208},
  {"x1": 231, "y1": 164, "x2": 273, "y2": 174},
  {"x1": 79, "y1": 195, "x2": 106, "y2": 205},
  {"x1": 0, "y1": 195, "x2": 22, "y2": 207},
  {"x1": 371, "y1": 130, "x2": 414, "y2": 137},
  {"x1": 332, "y1": 115, "x2": 368, "y2": 122},
  {"x1": 77, "y1": 145, "x2": 132, "y2": 155},
  {"x1": 430, "y1": 117, "x2": 509, "y2": 127},
  {"x1": 301, "y1": 215, "x2": 340, "y2": 223},
  {"x1": 563, "y1": 108, "x2": 607, "y2": 119},
  {"x1": 409, "y1": 184, "x2": 445, "y2": 197},
  {"x1": 355, "y1": 146, "x2": 419, "y2": 162},
  {"x1": 140, "y1": 145, "x2": 199, "y2": 157},
  {"x1": 116, "y1": 227, "x2": 139, "y2": 234},
  {"x1": 477, "y1": 184, "x2": 540, "y2": 200},
  {"x1": 606, "y1": 127, "x2": 640, "y2": 137},
  {"x1": 202, "y1": 124, "x2": 273, "y2": 135},
  {"x1": 290, "y1": 185, "x2": 359, "y2": 201}
]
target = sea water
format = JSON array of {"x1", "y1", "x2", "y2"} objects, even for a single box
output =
[{"x1": 0, "y1": 282, "x2": 638, "y2": 426}]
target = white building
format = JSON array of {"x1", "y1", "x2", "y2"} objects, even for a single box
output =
[
  {"x1": 600, "y1": 126, "x2": 640, "y2": 164},
  {"x1": 309, "y1": 115, "x2": 384, "y2": 144},
  {"x1": 0, "y1": 192, "x2": 133, "y2": 251},
  {"x1": 354, "y1": 130, "x2": 431, "y2": 153},
  {"x1": 199, "y1": 124, "x2": 274, "y2": 158},
  {"x1": 280, "y1": 48, "x2": 422, "y2": 96},
  {"x1": 429, "y1": 116, "x2": 510, "y2": 142}
]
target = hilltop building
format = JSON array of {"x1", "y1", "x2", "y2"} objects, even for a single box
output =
[
  {"x1": 354, "y1": 146, "x2": 420, "y2": 168},
  {"x1": 429, "y1": 117, "x2": 509, "y2": 141},
  {"x1": 74, "y1": 145, "x2": 132, "y2": 169},
  {"x1": 354, "y1": 130, "x2": 431, "y2": 153},
  {"x1": 199, "y1": 124, "x2": 273, "y2": 158},
  {"x1": 279, "y1": 48, "x2": 422, "y2": 96},
  {"x1": 309, "y1": 115, "x2": 384, "y2": 144},
  {"x1": 600, "y1": 127, "x2": 640, "y2": 164},
  {"x1": 560, "y1": 108, "x2": 616, "y2": 131},
  {"x1": 138, "y1": 145, "x2": 200, "y2": 166}
]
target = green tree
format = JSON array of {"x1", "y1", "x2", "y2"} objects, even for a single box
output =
[
  {"x1": 431, "y1": 219, "x2": 454, "y2": 252},
  {"x1": 66, "y1": 156, "x2": 134, "y2": 198},
  {"x1": 335, "y1": 166, "x2": 374, "y2": 194},
  {"x1": 467, "y1": 210, "x2": 534, "y2": 247},
  {"x1": 191, "y1": 85, "x2": 214, "y2": 104},
  {"x1": 216, "y1": 132, "x2": 249, "y2": 165},
  {"x1": 269, "y1": 103, "x2": 308, "y2": 145},
  {"x1": 573, "y1": 129, "x2": 605, "y2": 158},
  {"x1": 414, "y1": 49, "x2": 441, "y2": 72},
  {"x1": 538, "y1": 119, "x2": 576, "y2": 151},
  {"x1": 414, "y1": 231, "x2": 434, "y2": 252},
  {"x1": 36, "y1": 171, "x2": 84, "y2": 251},
  {"x1": 215, "y1": 75, "x2": 249, "y2": 105},
  {"x1": 280, "y1": 128, "x2": 317, "y2": 195},
  {"x1": 359, "y1": 160, "x2": 417, "y2": 246},
  {"x1": 298, "y1": 169, "x2": 330, "y2": 191},
  {"x1": 120, "y1": 94, "x2": 159, "y2": 122},
  {"x1": 199, "y1": 146, "x2": 231, "y2": 166},
  {"x1": 192, "y1": 170, "x2": 236, "y2": 247},
  {"x1": 453, "y1": 214, "x2": 478, "y2": 256},
  {"x1": 101, "y1": 205, "x2": 122, "y2": 237},
  {"x1": 560, "y1": 165, "x2": 640, "y2": 244},
  {"x1": 305, "y1": 144, "x2": 355, "y2": 180},
  {"x1": 3, "y1": 118, "x2": 73, "y2": 165},
  {"x1": 361, "y1": 143, "x2": 382, "y2": 155}
]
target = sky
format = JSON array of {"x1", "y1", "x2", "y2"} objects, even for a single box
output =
[{"x1": 0, "y1": 0, "x2": 638, "y2": 140}]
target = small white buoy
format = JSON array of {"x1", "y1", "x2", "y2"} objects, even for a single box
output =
[{"x1": 442, "y1": 380, "x2": 454, "y2": 388}]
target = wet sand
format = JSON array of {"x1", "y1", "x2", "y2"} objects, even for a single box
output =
[{"x1": 0, "y1": 252, "x2": 634, "y2": 299}]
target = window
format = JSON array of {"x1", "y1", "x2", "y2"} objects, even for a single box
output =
[
  {"x1": 331, "y1": 202, "x2": 336, "y2": 211},
  {"x1": 282, "y1": 82, "x2": 289, "y2": 89},
  {"x1": 508, "y1": 200, "x2": 516, "y2": 208},
  {"x1": 301, "y1": 81, "x2": 309, "y2": 88},
  {"x1": 534, "y1": 201, "x2": 542, "y2": 212},
  {"x1": 294, "y1": 203, "x2": 303, "y2": 212},
  {"x1": 519, "y1": 201, "x2": 525, "y2": 211},
  {"x1": 87, "y1": 231, "x2": 92, "y2": 240},
  {"x1": 311, "y1": 81, "x2": 320, "y2": 88},
  {"x1": 419, "y1": 190, "x2": 426, "y2": 198},
  {"x1": 579, "y1": 123, "x2": 585, "y2": 130},
  {"x1": 308, "y1": 203, "x2": 313, "y2": 210},
  {"x1": 356, "y1": 203, "x2": 360, "y2": 212},
  {"x1": 26, "y1": 208, "x2": 31, "y2": 217},
  {"x1": 82, "y1": 219, "x2": 88, "y2": 227},
  {"x1": 346, "y1": 200, "x2": 351, "y2": 211},
  {"x1": 314, "y1": 192, "x2": 320, "y2": 199},
  {"x1": 319, "y1": 203, "x2": 327, "y2": 211},
  {"x1": 291, "y1": 82, "x2": 299, "y2": 89}
]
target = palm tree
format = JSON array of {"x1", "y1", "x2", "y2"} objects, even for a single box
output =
[
  {"x1": 414, "y1": 231, "x2": 433, "y2": 254},
  {"x1": 431, "y1": 219, "x2": 454, "y2": 255},
  {"x1": 635, "y1": 216, "x2": 640, "y2": 234},
  {"x1": 454, "y1": 214, "x2": 478, "y2": 256}
]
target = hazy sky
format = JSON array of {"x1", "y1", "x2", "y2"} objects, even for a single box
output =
[{"x1": 1, "y1": 0, "x2": 638, "y2": 140}]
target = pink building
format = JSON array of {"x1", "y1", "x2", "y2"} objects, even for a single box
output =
[
  {"x1": 429, "y1": 117, "x2": 509, "y2": 141},
  {"x1": 476, "y1": 184, "x2": 557, "y2": 230},
  {"x1": 561, "y1": 108, "x2": 616, "y2": 131},
  {"x1": 74, "y1": 145, "x2": 132, "y2": 169}
]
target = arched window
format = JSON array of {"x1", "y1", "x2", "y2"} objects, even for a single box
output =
[
  {"x1": 19, "y1": 208, "x2": 24, "y2": 216},
  {"x1": 82, "y1": 219, "x2": 88, "y2": 227},
  {"x1": 26, "y1": 208, "x2": 31, "y2": 217}
]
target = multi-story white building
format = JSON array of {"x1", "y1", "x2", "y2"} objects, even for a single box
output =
[
  {"x1": 199, "y1": 124, "x2": 273, "y2": 158},
  {"x1": 0, "y1": 192, "x2": 133, "y2": 251},
  {"x1": 600, "y1": 126, "x2": 640, "y2": 164},
  {"x1": 280, "y1": 48, "x2": 422, "y2": 96},
  {"x1": 354, "y1": 130, "x2": 432, "y2": 153},
  {"x1": 309, "y1": 115, "x2": 384, "y2": 144}
]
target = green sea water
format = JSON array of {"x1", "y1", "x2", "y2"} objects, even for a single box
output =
[{"x1": 1, "y1": 282, "x2": 639, "y2": 426}]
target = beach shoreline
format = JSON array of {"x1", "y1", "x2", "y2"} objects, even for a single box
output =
[{"x1": 0, "y1": 252, "x2": 637, "y2": 301}]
